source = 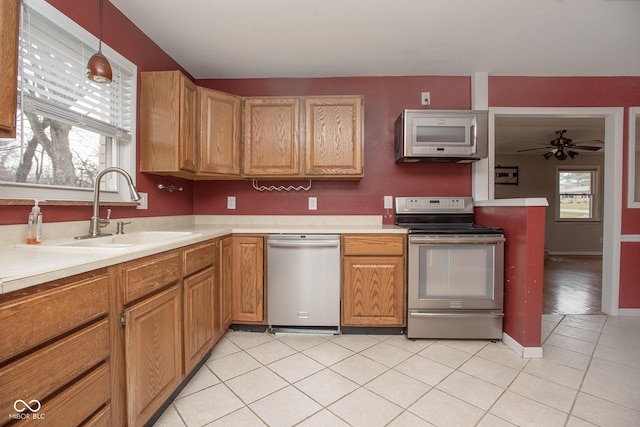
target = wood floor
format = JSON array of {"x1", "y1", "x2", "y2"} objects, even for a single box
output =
[{"x1": 542, "y1": 255, "x2": 602, "y2": 314}]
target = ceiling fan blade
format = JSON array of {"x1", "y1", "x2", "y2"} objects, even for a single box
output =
[
  {"x1": 573, "y1": 145, "x2": 602, "y2": 151},
  {"x1": 574, "y1": 139, "x2": 604, "y2": 145},
  {"x1": 517, "y1": 146, "x2": 550, "y2": 153}
]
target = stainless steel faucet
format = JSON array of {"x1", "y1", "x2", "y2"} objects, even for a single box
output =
[{"x1": 77, "y1": 167, "x2": 141, "y2": 239}]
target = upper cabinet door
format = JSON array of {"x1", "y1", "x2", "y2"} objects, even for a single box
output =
[
  {"x1": 305, "y1": 96, "x2": 364, "y2": 177},
  {"x1": 242, "y1": 97, "x2": 301, "y2": 177},
  {"x1": 0, "y1": 0, "x2": 20, "y2": 137},
  {"x1": 179, "y1": 75, "x2": 198, "y2": 173},
  {"x1": 140, "y1": 71, "x2": 197, "y2": 176},
  {"x1": 198, "y1": 88, "x2": 242, "y2": 176}
]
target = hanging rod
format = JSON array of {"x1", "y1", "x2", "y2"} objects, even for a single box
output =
[
  {"x1": 158, "y1": 184, "x2": 183, "y2": 192},
  {"x1": 252, "y1": 179, "x2": 312, "y2": 192}
]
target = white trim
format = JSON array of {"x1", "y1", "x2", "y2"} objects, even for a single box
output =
[
  {"x1": 502, "y1": 332, "x2": 543, "y2": 359},
  {"x1": 484, "y1": 107, "x2": 624, "y2": 315},
  {"x1": 621, "y1": 235, "x2": 640, "y2": 242},
  {"x1": 472, "y1": 72, "x2": 491, "y2": 201},
  {"x1": 617, "y1": 308, "x2": 640, "y2": 316},
  {"x1": 628, "y1": 107, "x2": 640, "y2": 208}
]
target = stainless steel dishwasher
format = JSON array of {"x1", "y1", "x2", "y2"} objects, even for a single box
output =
[{"x1": 267, "y1": 234, "x2": 341, "y2": 333}]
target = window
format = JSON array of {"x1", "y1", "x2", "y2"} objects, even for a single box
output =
[
  {"x1": 557, "y1": 167, "x2": 599, "y2": 221},
  {"x1": 0, "y1": 0, "x2": 136, "y2": 203}
]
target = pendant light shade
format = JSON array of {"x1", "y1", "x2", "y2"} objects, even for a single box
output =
[{"x1": 87, "y1": 0, "x2": 112, "y2": 83}]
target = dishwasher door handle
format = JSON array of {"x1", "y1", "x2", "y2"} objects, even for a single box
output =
[{"x1": 268, "y1": 240, "x2": 340, "y2": 248}]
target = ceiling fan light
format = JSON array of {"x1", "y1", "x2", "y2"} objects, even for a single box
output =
[
  {"x1": 568, "y1": 150, "x2": 579, "y2": 159},
  {"x1": 86, "y1": 0, "x2": 112, "y2": 84},
  {"x1": 555, "y1": 150, "x2": 567, "y2": 160},
  {"x1": 543, "y1": 152, "x2": 553, "y2": 160}
]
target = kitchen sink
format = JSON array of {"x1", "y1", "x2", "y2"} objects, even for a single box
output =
[{"x1": 21, "y1": 231, "x2": 201, "y2": 251}]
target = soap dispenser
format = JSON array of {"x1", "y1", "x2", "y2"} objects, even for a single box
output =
[{"x1": 27, "y1": 200, "x2": 43, "y2": 244}]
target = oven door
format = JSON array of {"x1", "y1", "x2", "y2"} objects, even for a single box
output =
[{"x1": 408, "y1": 234, "x2": 505, "y2": 311}]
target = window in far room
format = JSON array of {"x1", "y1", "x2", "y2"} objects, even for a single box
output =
[
  {"x1": 557, "y1": 167, "x2": 600, "y2": 221},
  {"x1": 0, "y1": 0, "x2": 136, "y2": 203}
]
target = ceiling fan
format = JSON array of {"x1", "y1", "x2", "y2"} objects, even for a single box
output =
[{"x1": 517, "y1": 130, "x2": 603, "y2": 160}]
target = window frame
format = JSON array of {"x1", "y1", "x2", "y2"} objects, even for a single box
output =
[
  {"x1": 556, "y1": 166, "x2": 601, "y2": 222},
  {"x1": 0, "y1": 0, "x2": 137, "y2": 204}
]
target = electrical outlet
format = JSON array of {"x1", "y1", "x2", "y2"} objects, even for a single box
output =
[
  {"x1": 384, "y1": 195, "x2": 393, "y2": 209},
  {"x1": 421, "y1": 91, "x2": 431, "y2": 106},
  {"x1": 308, "y1": 197, "x2": 317, "y2": 210},
  {"x1": 227, "y1": 196, "x2": 236, "y2": 209},
  {"x1": 136, "y1": 192, "x2": 148, "y2": 210}
]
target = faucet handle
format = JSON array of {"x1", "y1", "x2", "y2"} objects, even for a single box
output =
[{"x1": 99, "y1": 208, "x2": 112, "y2": 228}]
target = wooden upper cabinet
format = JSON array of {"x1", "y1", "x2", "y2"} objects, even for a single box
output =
[
  {"x1": 140, "y1": 71, "x2": 197, "y2": 176},
  {"x1": 305, "y1": 96, "x2": 364, "y2": 177},
  {"x1": 198, "y1": 87, "x2": 242, "y2": 177},
  {"x1": 242, "y1": 97, "x2": 301, "y2": 177},
  {"x1": 0, "y1": 0, "x2": 20, "y2": 137}
]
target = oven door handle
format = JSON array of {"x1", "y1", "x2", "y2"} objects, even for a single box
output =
[
  {"x1": 409, "y1": 312, "x2": 504, "y2": 318},
  {"x1": 409, "y1": 236, "x2": 505, "y2": 245}
]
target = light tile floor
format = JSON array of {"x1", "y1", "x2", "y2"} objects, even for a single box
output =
[{"x1": 154, "y1": 315, "x2": 640, "y2": 427}]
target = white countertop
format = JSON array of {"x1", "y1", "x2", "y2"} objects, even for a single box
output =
[
  {"x1": 0, "y1": 216, "x2": 405, "y2": 294},
  {"x1": 475, "y1": 198, "x2": 549, "y2": 207}
]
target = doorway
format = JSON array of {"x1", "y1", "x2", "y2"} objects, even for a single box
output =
[{"x1": 487, "y1": 107, "x2": 624, "y2": 315}]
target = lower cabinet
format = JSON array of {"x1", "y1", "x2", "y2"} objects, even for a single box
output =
[
  {"x1": 123, "y1": 284, "x2": 183, "y2": 427},
  {"x1": 183, "y1": 241, "x2": 218, "y2": 374},
  {"x1": 231, "y1": 235, "x2": 265, "y2": 323},
  {"x1": 0, "y1": 270, "x2": 112, "y2": 425},
  {"x1": 183, "y1": 267, "x2": 215, "y2": 375},
  {"x1": 218, "y1": 237, "x2": 234, "y2": 337},
  {"x1": 342, "y1": 234, "x2": 407, "y2": 326}
]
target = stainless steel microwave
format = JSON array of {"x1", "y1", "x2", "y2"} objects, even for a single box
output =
[{"x1": 394, "y1": 110, "x2": 488, "y2": 163}]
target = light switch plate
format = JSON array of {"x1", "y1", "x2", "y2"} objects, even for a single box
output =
[
  {"x1": 308, "y1": 197, "x2": 317, "y2": 210},
  {"x1": 136, "y1": 192, "x2": 148, "y2": 210},
  {"x1": 384, "y1": 195, "x2": 393, "y2": 209},
  {"x1": 227, "y1": 196, "x2": 236, "y2": 209}
]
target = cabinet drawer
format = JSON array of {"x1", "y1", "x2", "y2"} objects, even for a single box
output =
[
  {"x1": 0, "y1": 272, "x2": 109, "y2": 363},
  {"x1": 83, "y1": 404, "x2": 111, "y2": 427},
  {"x1": 342, "y1": 234, "x2": 406, "y2": 256},
  {"x1": 183, "y1": 241, "x2": 216, "y2": 276},
  {"x1": 0, "y1": 319, "x2": 109, "y2": 419},
  {"x1": 37, "y1": 362, "x2": 111, "y2": 427},
  {"x1": 122, "y1": 251, "x2": 181, "y2": 304}
]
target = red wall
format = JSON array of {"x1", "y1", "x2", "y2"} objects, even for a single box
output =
[
  {"x1": 2, "y1": 3, "x2": 640, "y2": 310},
  {"x1": 0, "y1": 0, "x2": 195, "y2": 226},
  {"x1": 194, "y1": 77, "x2": 472, "y2": 220},
  {"x1": 476, "y1": 206, "x2": 546, "y2": 347},
  {"x1": 489, "y1": 76, "x2": 640, "y2": 309}
]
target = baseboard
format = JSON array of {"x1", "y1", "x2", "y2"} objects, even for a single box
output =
[
  {"x1": 546, "y1": 251, "x2": 603, "y2": 256},
  {"x1": 617, "y1": 308, "x2": 640, "y2": 316},
  {"x1": 502, "y1": 332, "x2": 543, "y2": 358}
]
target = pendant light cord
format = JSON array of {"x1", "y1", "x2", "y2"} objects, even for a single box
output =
[{"x1": 98, "y1": 0, "x2": 103, "y2": 52}]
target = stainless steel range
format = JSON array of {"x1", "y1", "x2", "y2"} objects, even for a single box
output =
[{"x1": 395, "y1": 197, "x2": 505, "y2": 339}]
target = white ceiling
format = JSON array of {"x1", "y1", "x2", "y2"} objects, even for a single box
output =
[
  {"x1": 110, "y1": 0, "x2": 640, "y2": 80},
  {"x1": 109, "y1": 0, "x2": 634, "y2": 154},
  {"x1": 494, "y1": 116, "x2": 606, "y2": 154}
]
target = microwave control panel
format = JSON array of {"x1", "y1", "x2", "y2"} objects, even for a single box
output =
[{"x1": 395, "y1": 197, "x2": 473, "y2": 214}]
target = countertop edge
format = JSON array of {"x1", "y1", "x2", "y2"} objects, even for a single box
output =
[
  {"x1": 475, "y1": 198, "x2": 549, "y2": 207},
  {"x1": 1, "y1": 224, "x2": 406, "y2": 294}
]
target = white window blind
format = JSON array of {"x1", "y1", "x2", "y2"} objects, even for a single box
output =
[{"x1": 20, "y1": 2, "x2": 134, "y2": 141}]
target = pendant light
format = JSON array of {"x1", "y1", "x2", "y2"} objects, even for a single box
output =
[{"x1": 86, "y1": 0, "x2": 112, "y2": 83}]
